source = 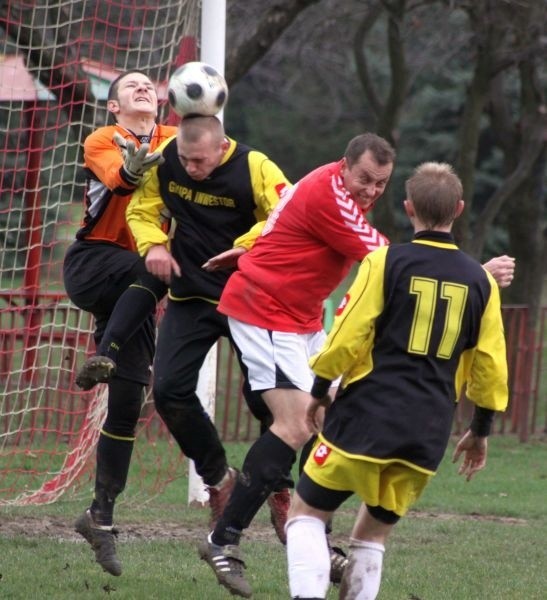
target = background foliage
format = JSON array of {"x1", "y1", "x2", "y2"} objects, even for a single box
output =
[{"x1": 223, "y1": 0, "x2": 546, "y2": 319}]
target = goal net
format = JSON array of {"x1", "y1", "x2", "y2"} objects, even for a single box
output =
[{"x1": 0, "y1": 0, "x2": 212, "y2": 506}]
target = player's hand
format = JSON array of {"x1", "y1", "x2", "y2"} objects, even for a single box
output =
[
  {"x1": 202, "y1": 247, "x2": 247, "y2": 271},
  {"x1": 305, "y1": 395, "x2": 330, "y2": 435},
  {"x1": 144, "y1": 244, "x2": 181, "y2": 284},
  {"x1": 482, "y1": 255, "x2": 515, "y2": 288},
  {"x1": 113, "y1": 132, "x2": 130, "y2": 158},
  {"x1": 452, "y1": 430, "x2": 488, "y2": 481},
  {"x1": 113, "y1": 132, "x2": 164, "y2": 184}
]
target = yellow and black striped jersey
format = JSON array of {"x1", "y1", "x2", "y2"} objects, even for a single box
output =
[
  {"x1": 127, "y1": 137, "x2": 289, "y2": 302},
  {"x1": 310, "y1": 231, "x2": 508, "y2": 474}
]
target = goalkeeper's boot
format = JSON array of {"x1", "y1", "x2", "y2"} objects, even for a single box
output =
[
  {"x1": 267, "y1": 487, "x2": 291, "y2": 545},
  {"x1": 198, "y1": 535, "x2": 252, "y2": 598},
  {"x1": 329, "y1": 544, "x2": 349, "y2": 585},
  {"x1": 75, "y1": 356, "x2": 117, "y2": 390},
  {"x1": 207, "y1": 467, "x2": 238, "y2": 529},
  {"x1": 75, "y1": 509, "x2": 122, "y2": 576}
]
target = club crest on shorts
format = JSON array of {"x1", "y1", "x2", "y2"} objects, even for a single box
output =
[{"x1": 313, "y1": 442, "x2": 331, "y2": 465}]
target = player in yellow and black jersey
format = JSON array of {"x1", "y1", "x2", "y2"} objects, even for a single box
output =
[
  {"x1": 286, "y1": 162, "x2": 509, "y2": 600},
  {"x1": 128, "y1": 119, "x2": 288, "y2": 301},
  {"x1": 126, "y1": 115, "x2": 292, "y2": 537}
]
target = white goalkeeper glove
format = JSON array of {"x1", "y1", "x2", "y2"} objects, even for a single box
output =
[{"x1": 113, "y1": 132, "x2": 164, "y2": 185}]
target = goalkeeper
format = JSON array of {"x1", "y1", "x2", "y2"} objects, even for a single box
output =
[{"x1": 63, "y1": 70, "x2": 176, "y2": 577}]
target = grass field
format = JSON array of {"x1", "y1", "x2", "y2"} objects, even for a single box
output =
[{"x1": 0, "y1": 435, "x2": 545, "y2": 599}]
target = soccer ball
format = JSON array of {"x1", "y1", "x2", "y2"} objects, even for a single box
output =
[{"x1": 167, "y1": 61, "x2": 229, "y2": 117}]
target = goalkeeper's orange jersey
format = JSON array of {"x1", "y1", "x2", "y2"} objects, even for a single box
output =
[{"x1": 75, "y1": 123, "x2": 177, "y2": 251}]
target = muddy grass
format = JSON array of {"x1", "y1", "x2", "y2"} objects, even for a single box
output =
[{"x1": 0, "y1": 510, "x2": 526, "y2": 544}]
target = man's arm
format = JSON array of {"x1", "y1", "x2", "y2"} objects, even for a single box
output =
[
  {"x1": 126, "y1": 167, "x2": 181, "y2": 284},
  {"x1": 126, "y1": 168, "x2": 169, "y2": 256},
  {"x1": 202, "y1": 152, "x2": 291, "y2": 271},
  {"x1": 452, "y1": 430, "x2": 488, "y2": 481},
  {"x1": 113, "y1": 132, "x2": 164, "y2": 185},
  {"x1": 305, "y1": 376, "x2": 333, "y2": 434},
  {"x1": 452, "y1": 406, "x2": 494, "y2": 482},
  {"x1": 144, "y1": 244, "x2": 181, "y2": 284},
  {"x1": 202, "y1": 247, "x2": 247, "y2": 271},
  {"x1": 237, "y1": 152, "x2": 292, "y2": 248}
]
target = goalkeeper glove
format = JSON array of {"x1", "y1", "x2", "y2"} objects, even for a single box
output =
[{"x1": 113, "y1": 132, "x2": 164, "y2": 185}]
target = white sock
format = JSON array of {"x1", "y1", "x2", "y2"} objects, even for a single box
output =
[
  {"x1": 286, "y1": 515, "x2": 330, "y2": 599},
  {"x1": 340, "y1": 538, "x2": 385, "y2": 600}
]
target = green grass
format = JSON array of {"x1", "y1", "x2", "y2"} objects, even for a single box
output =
[{"x1": 0, "y1": 435, "x2": 545, "y2": 599}]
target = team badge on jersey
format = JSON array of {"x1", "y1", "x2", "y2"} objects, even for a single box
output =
[
  {"x1": 313, "y1": 443, "x2": 331, "y2": 466},
  {"x1": 335, "y1": 293, "x2": 350, "y2": 316}
]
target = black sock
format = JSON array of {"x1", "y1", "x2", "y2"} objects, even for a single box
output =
[
  {"x1": 91, "y1": 432, "x2": 135, "y2": 525},
  {"x1": 212, "y1": 430, "x2": 296, "y2": 546},
  {"x1": 98, "y1": 280, "x2": 166, "y2": 359}
]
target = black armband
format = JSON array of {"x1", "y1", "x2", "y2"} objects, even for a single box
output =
[
  {"x1": 469, "y1": 406, "x2": 496, "y2": 437},
  {"x1": 310, "y1": 375, "x2": 332, "y2": 400}
]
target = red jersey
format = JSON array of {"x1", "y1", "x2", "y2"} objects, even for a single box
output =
[
  {"x1": 218, "y1": 160, "x2": 389, "y2": 333},
  {"x1": 76, "y1": 123, "x2": 177, "y2": 251}
]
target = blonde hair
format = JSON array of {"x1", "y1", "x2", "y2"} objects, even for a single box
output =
[
  {"x1": 177, "y1": 115, "x2": 225, "y2": 145},
  {"x1": 405, "y1": 162, "x2": 463, "y2": 228}
]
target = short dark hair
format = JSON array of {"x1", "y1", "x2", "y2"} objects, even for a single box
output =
[
  {"x1": 344, "y1": 133, "x2": 396, "y2": 168},
  {"x1": 107, "y1": 70, "x2": 149, "y2": 102},
  {"x1": 405, "y1": 162, "x2": 462, "y2": 228}
]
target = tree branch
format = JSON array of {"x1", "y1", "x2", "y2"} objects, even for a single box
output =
[
  {"x1": 225, "y1": 0, "x2": 321, "y2": 86},
  {"x1": 353, "y1": 1, "x2": 384, "y2": 119}
]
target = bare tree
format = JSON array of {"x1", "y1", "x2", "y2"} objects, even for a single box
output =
[{"x1": 226, "y1": 0, "x2": 321, "y2": 86}]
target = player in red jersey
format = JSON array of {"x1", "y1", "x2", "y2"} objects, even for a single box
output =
[
  {"x1": 199, "y1": 133, "x2": 394, "y2": 597},
  {"x1": 199, "y1": 134, "x2": 514, "y2": 598}
]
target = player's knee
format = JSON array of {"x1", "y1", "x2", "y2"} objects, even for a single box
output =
[
  {"x1": 273, "y1": 421, "x2": 311, "y2": 450},
  {"x1": 104, "y1": 378, "x2": 143, "y2": 436},
  {"x1": 153, "y1": 391, "x2": 203, "y2": 426},
  {"x1": 153, "y1": 370, "x2": 197, "y2": 404}
]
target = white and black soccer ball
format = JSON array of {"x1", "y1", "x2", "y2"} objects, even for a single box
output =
[{"x1": 167, "y1": 61, "x2": 229, "y2": 117}]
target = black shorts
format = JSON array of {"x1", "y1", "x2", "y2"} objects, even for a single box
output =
[
  {"x1": 153, "y1": 298, "x2": 270, "y2": 422},
  {"x1": 63, "y1": 240, "x2": 155, "y2": 384},
  {"x1": 296, "y1": 471, "x2": 353, "y2": 512}
]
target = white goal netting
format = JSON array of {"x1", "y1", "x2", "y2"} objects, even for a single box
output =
[{"x1": 0, "y1": 0, "x2": 203, "y2": 505}]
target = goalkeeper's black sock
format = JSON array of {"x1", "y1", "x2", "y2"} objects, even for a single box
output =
[
  {"x1": 91, "y1": 431, "x2": 135, "y2": 526},
  {"x1": 212, "y1": 430, "x2": 296, "y2": 546},
  {"x1": 98, "y1": 279, "x2": 167, "y2": 360}
]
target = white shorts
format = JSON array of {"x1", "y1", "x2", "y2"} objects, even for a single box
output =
[{"x1": 228, "y1": 317, "x2": 327, "y2": 392}]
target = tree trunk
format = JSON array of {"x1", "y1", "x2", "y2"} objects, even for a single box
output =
[
  {"x1": 226, "y1": 0, "x2": 321, "y2": 86},
  {"x1": 353, "y1": 0, "x2": 408, "y2": 241}
]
